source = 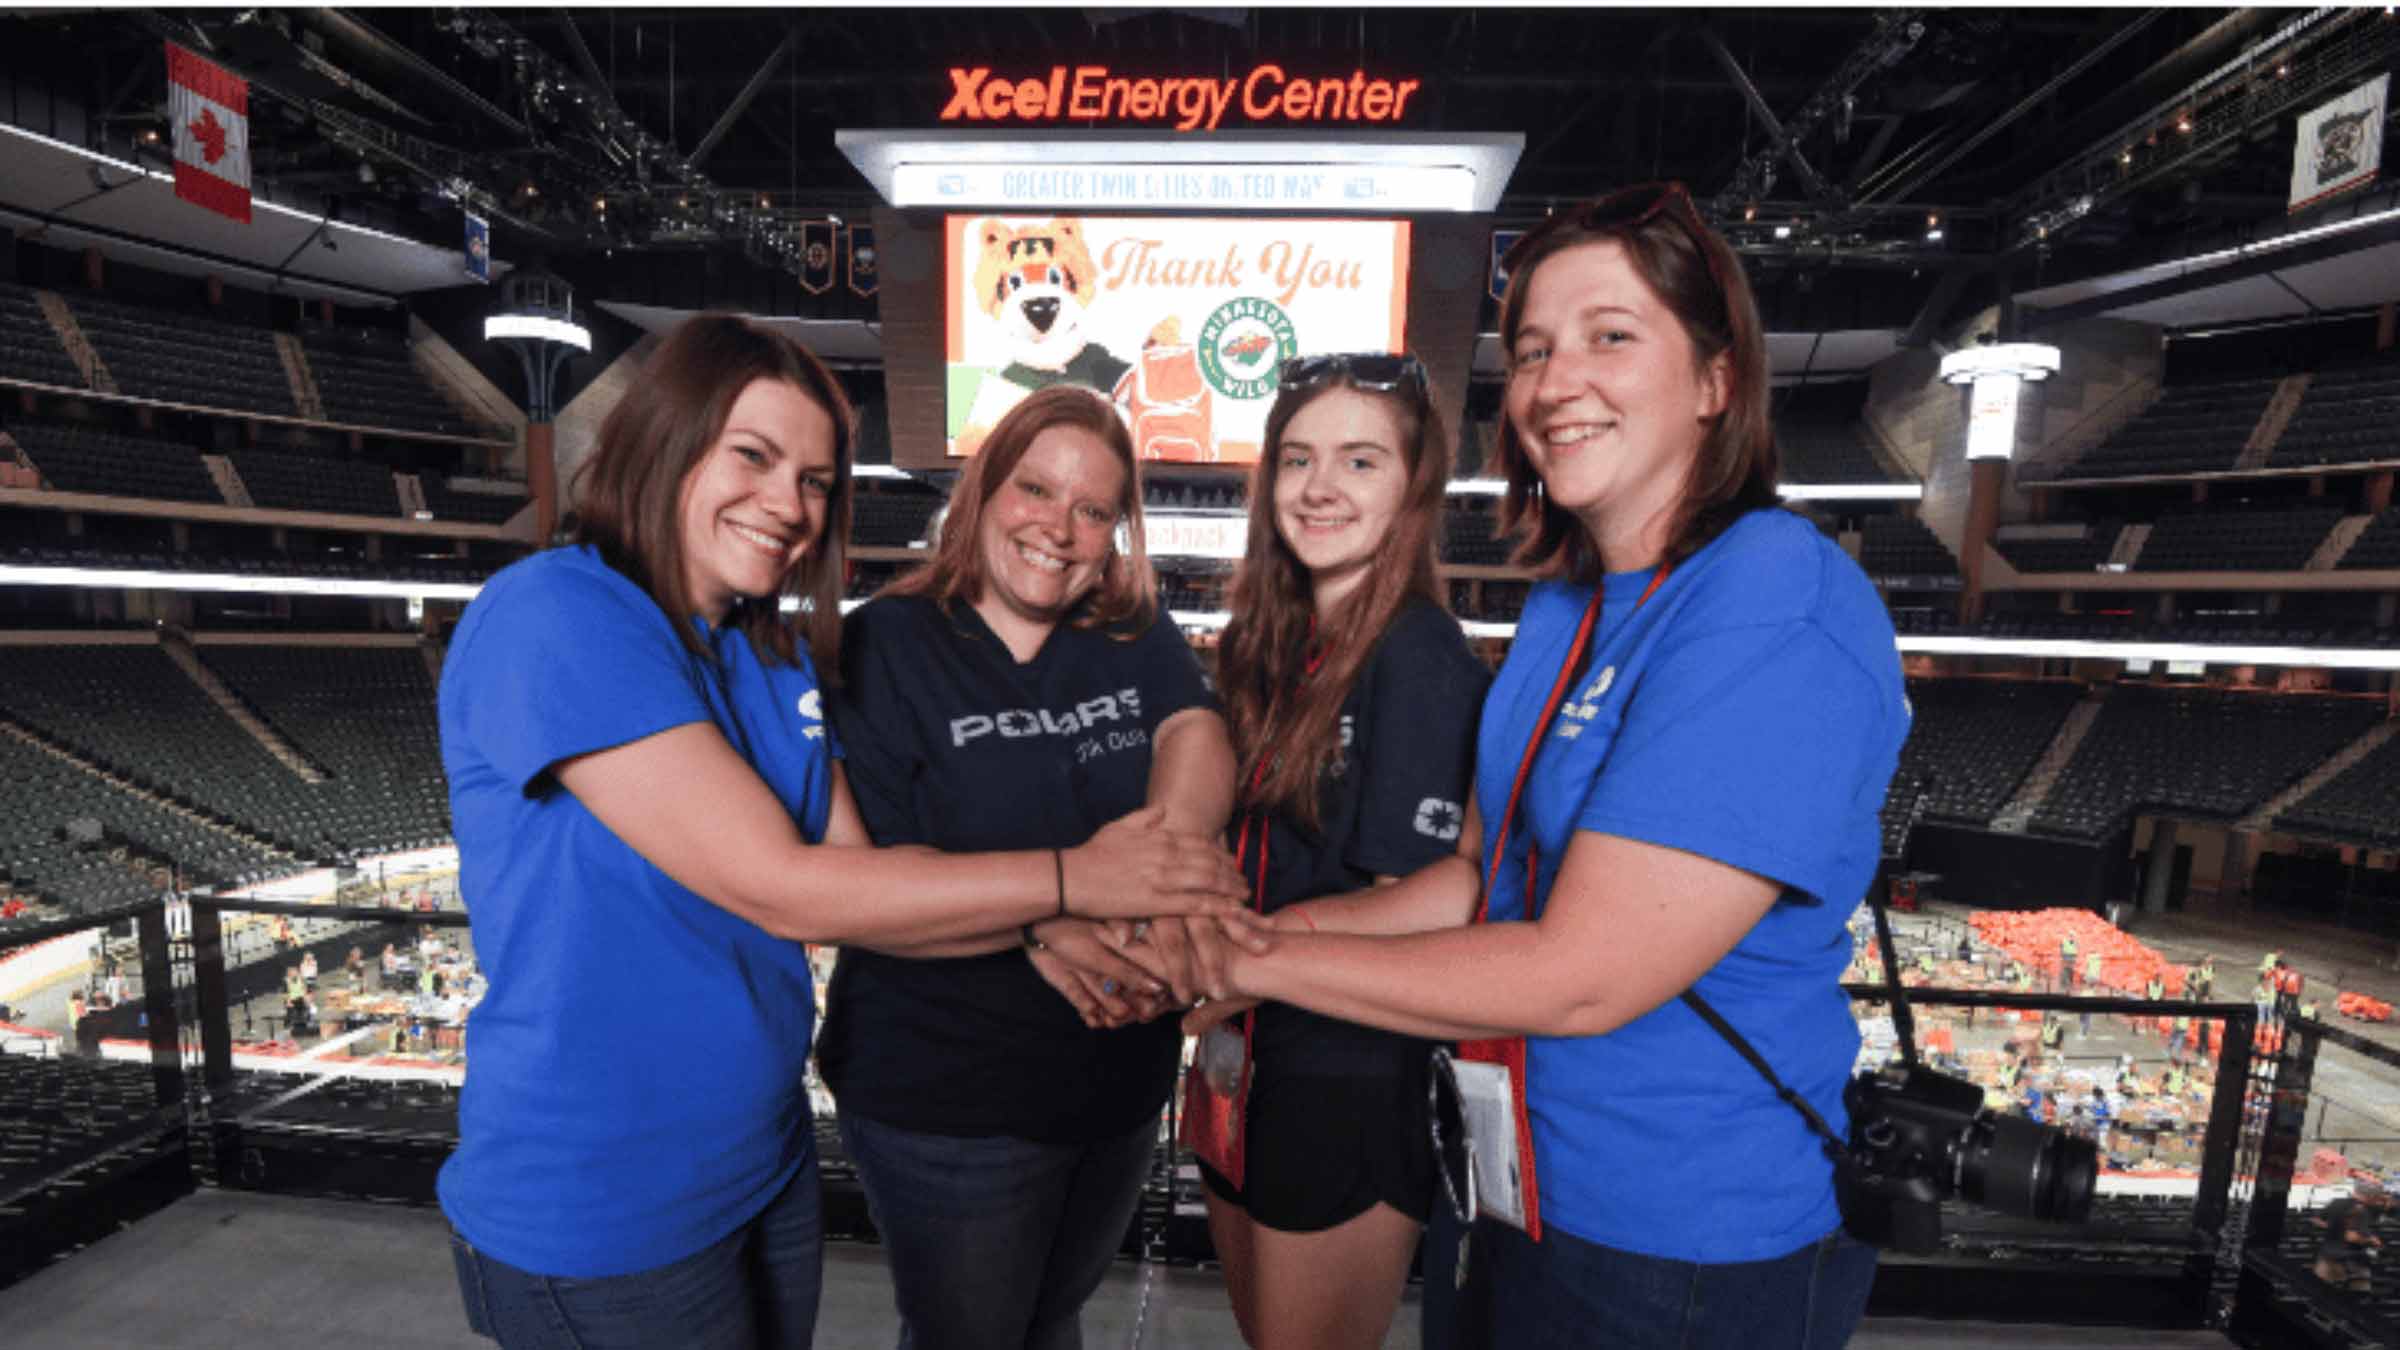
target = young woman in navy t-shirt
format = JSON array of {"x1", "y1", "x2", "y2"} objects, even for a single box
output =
[
  {"x1": 437, "y1": 319, "x2": 1247, "y2": 1350},
  {"x1": 1190, "y1": 352, "x2": 1488, "y2": 1349},
  {"x1": 1188, "y1": 189, "x2": 1909, "y2": 1349}
]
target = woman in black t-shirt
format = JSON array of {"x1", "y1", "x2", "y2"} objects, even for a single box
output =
[
  {"x1": 824, "y1": 385, "x2": 1247, "y2": 1350},
  {"x1": 1196, "y1": 352, "x2": 1490, "y2": 1350}
]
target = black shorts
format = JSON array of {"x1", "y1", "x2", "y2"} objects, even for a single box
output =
[{"x1": 1198, "y1": 1055, "x2": 1437, "y2": 1233}]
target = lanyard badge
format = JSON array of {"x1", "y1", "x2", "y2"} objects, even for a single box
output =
[
  {"x1": 1179, "y1": 642, "x2": 1327, "y2": 1191},
  {"x1": 1446, "y1": 567, "x2": 1669, "y2": 1244}
]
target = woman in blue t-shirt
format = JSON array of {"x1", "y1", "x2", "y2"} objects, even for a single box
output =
[
  {"x1": 1188, "y1": 186, "x2": 1909, "y2": 1348},
  {"x1": 438, "y1": 319, "x2": 1248, "y2": 1350},
  {"x1": 820, "y1": 384, "x2": 1244, "y2": 1350},
  {"x1": 1193, "y1": 352, "x2": 1488, "y2": 1349}
]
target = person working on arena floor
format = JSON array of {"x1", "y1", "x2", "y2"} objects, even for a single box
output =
[
  {"x1": 437, "y1": 319, "x2": 1250, "y2": 1350},
  {"x1": 1186, "y1": 181, "x2": 1907, "y2": 1349}
]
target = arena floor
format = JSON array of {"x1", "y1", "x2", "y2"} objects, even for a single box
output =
[{"x1": 0, "y1": 1187, "x2": 2236, "y2": 1349}]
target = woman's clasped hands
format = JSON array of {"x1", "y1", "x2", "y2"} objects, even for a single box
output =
[{"x1": 1032, "y1": 806, "x2": 1275, "y2": 1029}]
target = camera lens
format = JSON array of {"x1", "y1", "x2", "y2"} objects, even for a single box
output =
[{"x1": 1963, "y1": 1113, "x2": 2099, "y2": 1223}]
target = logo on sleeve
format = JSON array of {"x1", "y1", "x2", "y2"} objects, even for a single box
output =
[
  {"x1": 796, "y1": 689, "x2": 825, "y2": 740},
  {"x1": 1414, "y1": 797, "x2": 1463, "y2": 841},
  {"x1": 1555, "y1": 665, "x2": 1616, "y2": 741}
]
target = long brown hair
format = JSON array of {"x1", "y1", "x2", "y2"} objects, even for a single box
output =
[
  {"x1": 1219, "y1": 370, "x2": 1450, "y2": 829},
  {"x1": 1495, "y1": 183, "x2": 1777, "y2": 582},
  {"x1": 883, "y1": 383, "x2": 1156, "y2": 633},
  {"x1": 569, "y1": 313, "x2": 855, "y2": 674}
]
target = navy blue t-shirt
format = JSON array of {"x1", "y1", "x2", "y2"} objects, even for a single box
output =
[
  {"x1": 1478, "y1": 509, "x2": 1907, "y2": 1262},
  {"x1": 820, "y1": 595, "x2": 1216, "y2": 1143},
  {"x1": 437, "y1": 545, "x2": 839, "y2": 1278},
  {"x1": 1240, "y1": 601, "x2": 1489, "y2": 1072}
]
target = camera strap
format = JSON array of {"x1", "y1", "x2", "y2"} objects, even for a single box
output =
[{"x1": 1678, "y1": 990, "x2": 1849, "y2": 1167}]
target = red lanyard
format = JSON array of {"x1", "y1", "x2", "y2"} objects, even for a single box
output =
[
  {"x1": 1476, "y1": 566, "x2": 1670, "y2": 924},
  {"x1": 1231, "y1": 642, "x2": 1328, "y2": 912}
]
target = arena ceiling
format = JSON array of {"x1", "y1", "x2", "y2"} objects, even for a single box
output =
[{"x1": 3, "y1": 7, "x2": 2396, "y2": 333}]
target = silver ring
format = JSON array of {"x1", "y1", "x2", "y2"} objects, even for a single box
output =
[
  {"x1": 1102, "y1": 979, "x2": 1120, "y2": 996},
  {"x1": 1130, "y1": 921, "x2": 1152, "y2": 942}
]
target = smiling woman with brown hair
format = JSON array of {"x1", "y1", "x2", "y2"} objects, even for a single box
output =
[
  {"x1": 436, "y1": 321, "x2": 1244, "y2": 1350},
  {"x1": 823, "y1": 382, "x2": 1250, "y2": 1350},
  {"x1": 1188, "y1": 187, "x2": 1909, "y2": 1348}
]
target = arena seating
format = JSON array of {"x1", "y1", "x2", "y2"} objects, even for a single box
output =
[
  {"x1": 0, "y1": 284, "x2": 85, "y2": 390},
  {"x1": 4, "y1": 421, "x2": 221, "y2": 504},
  {"x1": 0, "y1": 1054, "x2": 173, "y2": 1194},
  {"x1": 298, "y1": 327, "x2": 497, "y2": 441},
  {"x1": 65, "y1": 293, "x2": 295, "y2": 419},
  {"x1": 2133, "y1": 504, "x2": 2345, "y2": 572},
  {"x1": 416, "y1": 477, "x2": 527, "y2": 526},
  {"x1": 0, "y1": 734, "x2": 282, "y2": 912},
  {"x1": 225, "y1": 447, "x2": 401, "y2": 517},
  {"x1": 2054, "y1": 375, "x2": 2277, "y2": 480},
  {"x1": 1142, "y1": 478, "x2": 1243, "y2": 512},
  {"x1": 1993, "y1": 521, "x2": 2123, "y2": 573},
  {"x1": 197, "y1": 646, "x2": 451, "y2": 855},
  {"x1": 1859, "y1": 516, "x2": 1958, "y2": 576},
  {"x1": 1440, "y1": 508, "x2": 1510, "y2": 565},
  {"x1": 0, "y1": 644, "x2": 445, "y2": 864},
  {"x1": 2277, "y1": 731, "x2": 2400, "y2": 849},
  {"x1": 1883, "y1": 679, "x2": 2085, "y2": 839},
  {"x1": 2267, "y1": 355, "x2": 2400, "y2": 470},
  {"x1": 2030, "y1": 685, "x2": 2383, "y2": 839},
  {"x1": 849, "y1": 491, "x2": 944, "y2": 548},
  {"x1": 2340, "y1": 507, "x2": 2400, "y2": 570},
  {"x1": 1776, "y1": 419, "x2": 1898, "y2": 483}
]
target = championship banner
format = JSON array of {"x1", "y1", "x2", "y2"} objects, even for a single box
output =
[
  {"x1": 944, "y1": 215, "x2": 1410, "y2": 463},
  {"x1": 2290, "y1": 73, "x2": 2388, "y2": 214},
  {"x1": 1490, "y1": 229, "x2": 1524, "y2": 303},
  {"x1": 799, "y1": 221, "x2": 835, "y2": 294},
  {"x1": 463, "y1": 211, "x2": 490, "y2": 284},
  {"x1": 166, "y1": 42, "x2": 251, "y2": 224},
  {"x1": 846, "y1": 224, "x2": 878, "y2": 298}
]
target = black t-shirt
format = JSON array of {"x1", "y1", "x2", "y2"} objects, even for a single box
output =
[
  {"x1": 818, "y1": 595, "x2": 1216, "y2": 1142},
  {"x1": 1241, "y1": 601, "x2": 1490, "y2": 1072}
]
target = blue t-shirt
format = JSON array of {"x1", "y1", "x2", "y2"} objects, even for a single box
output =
[
  {"x1": 1477, "y1": 508, "x2": 1907, "y2": 1263},
  {"x1": 436, "y1": 545, "x2": 841, "y2": 1278}
]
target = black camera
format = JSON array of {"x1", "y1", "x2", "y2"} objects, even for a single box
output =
[{"x1": 1838, "y1": 1062, "x2": 2098, "y2": 1254}]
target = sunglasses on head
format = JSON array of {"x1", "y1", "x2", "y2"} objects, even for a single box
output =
[{"x1": 1278, "y1": 351, "x2": 1428, "y2": 399}]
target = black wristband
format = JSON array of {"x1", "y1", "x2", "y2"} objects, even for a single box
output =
[
  {"x1": 1021, "y1": 922, "x2": 1047, "y2": 952},
  {"x1": 1053, "y1": 848, "x2": 1069, "y2": 919}
]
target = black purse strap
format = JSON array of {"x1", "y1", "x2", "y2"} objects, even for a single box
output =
[{"x1": 1680, "y1": 990, "x2": 1849, "y2": 1167}]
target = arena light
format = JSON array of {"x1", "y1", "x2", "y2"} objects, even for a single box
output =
[
  {"x1": 482, "y1": 314, "x2": 591, "y2": 351},
  {"x1": 0, "y1": 564, "x2": 478, "y2": 600},
  {"x1": 1896, "y1": 635, "x2": 2400, "y2": 671},
  {"x1": 1777, "y1": 483, "x2": 1925, "y2": 501},
  {"x1": 1940, "y1": 343, "x2": 2062, "y2": 461}
]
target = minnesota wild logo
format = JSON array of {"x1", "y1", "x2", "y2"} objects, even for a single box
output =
[{"x1": 1197, "y1": 297, "x2": 1299, "y2": 401}]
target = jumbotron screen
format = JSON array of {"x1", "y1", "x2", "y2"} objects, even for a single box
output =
[{"x1": 944, "y1": 214, "x2": 1411, "y2": 463}]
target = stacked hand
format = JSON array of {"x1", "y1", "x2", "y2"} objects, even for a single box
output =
[
  {"x1": 1033, "y1": 809, "x2": 1276, "y2": 1027},
  {"x1": 1062, "y1": 807, "x2": 1251, "y2": 921}
]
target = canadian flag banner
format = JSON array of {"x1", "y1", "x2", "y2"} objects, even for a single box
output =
[{"x1": 167, "y1": 42, "x2": 251, "y2": 224}]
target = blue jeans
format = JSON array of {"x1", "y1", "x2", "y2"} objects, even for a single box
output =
[
  {"x1": 1438, "y1": 1218, "x2": 1875, "y2": 1350},
  {"x1": 838, "y1": 1111, "x2": 1156, "y2": 1350},
  {"x1": 448, "y1": 1143, "x2": 823, "y2": 1349}
]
